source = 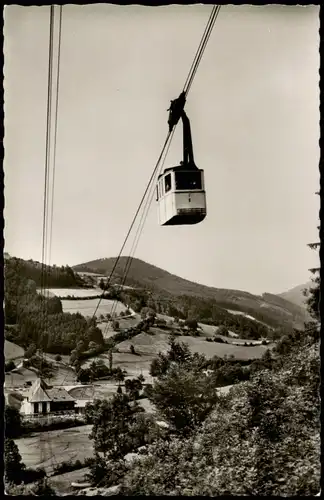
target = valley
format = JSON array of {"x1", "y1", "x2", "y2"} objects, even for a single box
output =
[{"x1": 4, "y1": 254, "x2": 319, "y2": 496}]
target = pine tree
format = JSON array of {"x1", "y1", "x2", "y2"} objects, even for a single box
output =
[{"x1": 4, "y1": 438, "x2": 25, "y2": 484}]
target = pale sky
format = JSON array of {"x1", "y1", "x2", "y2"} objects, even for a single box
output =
[{"x1": 4, "y1": 4, "x2": 320, "y2": 295}]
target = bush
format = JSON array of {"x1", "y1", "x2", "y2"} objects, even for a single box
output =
[
  {"x1": 5, "y1": 360, "x2": 16, "y2": 372},
  {"x1": 53, "y1": 459, "x2": 84, "y2": 476},
  {"x1": 86, "y1": 455, "x2": 127, "y2": 488},
  {"x1": 54, "y1": 354, "x2": 62, "y2": 361},
  {"x1": 22, "y1": 467, "x2": 46, "y2": 484}
]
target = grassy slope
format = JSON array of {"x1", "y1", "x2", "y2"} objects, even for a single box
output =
[{"x1": 4, "y1": 340, "x2": 25, "y2": 360}]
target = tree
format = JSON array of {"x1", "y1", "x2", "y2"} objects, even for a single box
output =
[
  {"x1": 149, "y1": 365, "x2": 219, "y2": 434},
  {"x1": 125, "y1": 378, "x2": 143, "y2": 400},
  {"x1": 167, "y1": 335, "x2": 192, "y2": 364},
  {"x1": 5, "y1": 438, "x2": 25, "y2": 484},
  {"x1": 115, "y1": 369, "x2": 125, "y2": 386},
  {"x1": 89, "y1": 341, "x2": 98, "y2": 351},
  {"x1": 217, "y1": 325, "x2": 229, "y2": 336},
  {"x1": 108, "y1": 349, "x2": 113, "y2": 371},
  {"x1": 69, "y1": 349, "x2": 79, "y2": 366},
  {"x1": 77, "y1": 367, "x2": 92, "y2": 384},
  {"x1": 185, "y1": 318, "x2": 198, "y2": 331},
  {"x1": 150, "y1": 353, "x2": 170, "y2": 377},
  {"x1": 85, "y1": 393, "x2": 138, "y2": 460},
  {"x1": 304, "y1": 275, "x2": 320, "y2": 322},
  {"x1": 32, "y1": 478, "x2": 56, "y2": 496},
  {"x1": 5, "y1": 360, "x2": 16, "y2": 372},
  {"x1": 25, "y1": 343, "x2": 37, "y2": 359},
  {"x1": 5, "y1": 406, "x2": 22, "y2": 438},
  {"x1": 112, "y1": 320, "x2": 120, "y2": 331}
]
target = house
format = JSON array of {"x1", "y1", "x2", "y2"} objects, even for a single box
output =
[{"x1": 20, "y1": 378, "x2": 76, "y2": 415}]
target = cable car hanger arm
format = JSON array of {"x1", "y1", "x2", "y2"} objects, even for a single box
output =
[{"x1": 167, "y1": 91, "x2": 186, "y2": 132}]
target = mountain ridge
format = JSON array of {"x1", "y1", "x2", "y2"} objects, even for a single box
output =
[
  {"x1": 278, "y1": 281, "x2": 311, "y2": 309},
  {"x1": 73, "y1": 256, "x2": 311, "y2": 329}
]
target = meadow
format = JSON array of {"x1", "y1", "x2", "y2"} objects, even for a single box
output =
[
  {"x1": 40, "y1": 288, "x2": 102, "y2": 298},
  {"x1": 82, "y1": 327, "x2": 272, "y2": 384},
  {"x1": 5, "y1": 340, "x2": 25, "y2": 360},
  {"x1": 15, "y1": 425, "x2": 93, "y2": 476},
  {"x1": 61, "y1": 298, "x2": 127, "y2": 318},
  {"x1": 116, "y1": 329, "x2": 272, "y2": 361}
]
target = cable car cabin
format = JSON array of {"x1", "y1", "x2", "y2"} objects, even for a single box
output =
[
  {"x1": 157, "y1": 100, "x2": 207, "y2": 226},
  {"x1": 156, "y1": 166, "x2": 206, "y2": 226}
]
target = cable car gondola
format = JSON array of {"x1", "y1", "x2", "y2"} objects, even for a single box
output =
[{"x1": 157, "y1": 94, "x2": 206, "y2": 226}]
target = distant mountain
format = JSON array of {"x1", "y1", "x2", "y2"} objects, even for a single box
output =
[
  {"x1": 73, "y1": 257, "x2": 311, "y2": 329},
  {"x1": 278, "y1": 282, "x2": 312, "y2": 309}
]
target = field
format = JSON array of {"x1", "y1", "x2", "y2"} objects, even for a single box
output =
[
  {"x1": 82, "y1": 349, "x2": 154, "y2": 382},
  {"x1": 115, "y1": 329, "x2": 273, "y2": 362},
  {"x1": 83, "y1": 327, "x2": 272, "y2": 384},
  {"x1": 61, "y1": 298, "x2": 127, "y2": 318},
  {"x1": 15, "y1": 425, "x2": 93, "y2": 475},
  {"x1": 39, "y1": 288, "x2": 102, "y2": 298},
  {"x1": 4, "y1": 340, "x2": 24, "y2": 360},
  {"x1": 5, "y1": 367, "x2": 39, "y2": 389},
  {"x1": 97, "y1": 315, "x2": 139, "y2": 340},
  {"x1": 45, "y1": 364, "x2": 78, "y2": 386},
  {"x1": 178, "y1": 335, "x2": 272, "y2": 360}
]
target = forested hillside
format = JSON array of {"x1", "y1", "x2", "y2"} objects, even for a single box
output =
[
  {"x1": 74, "y1": 257, "x2": 310, "y2": 330},
  {"x1": 4, "y1": 257, "x2": 104, "y2": 355},
  {"x1": 7, "y1": 257, "x2": 85, "y2": 288}
]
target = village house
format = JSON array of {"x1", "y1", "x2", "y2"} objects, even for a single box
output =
[{"x1": 20, "y1": 378, "x2": 76, "y2": 415}]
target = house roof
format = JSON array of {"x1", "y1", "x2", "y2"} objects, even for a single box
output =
[
  {"x1": 47, "y1": 387, "x2": 75, "y2": 402},
  {"x1": 28, "y1": 378, "x2": 52, "y2": 403},
  {"x1": 28, "y1": 378, "x2": 76, "y2": 403}
]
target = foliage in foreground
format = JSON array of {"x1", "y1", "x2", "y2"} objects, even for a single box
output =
[{"x1": 120, "y1": 331, "x2": 320, "y2": 495}]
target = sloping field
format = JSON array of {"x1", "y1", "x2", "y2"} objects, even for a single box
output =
[
  {"x1": 46, "y1": 365, "x2": 78, "y2": 386},
  {"x1": 5, "y1": 367, "x2": 38, "y2": 388},
  {"x1": 97, "y1": 315, "x2": 139, "y2": 340},
  {"x1": 15, "y1": 425, "x2": 93, "y2": 475},
  {"x1": 82, "y1": 349, "x2": 154, "y2": 381},
  {"x1": 116, "y1": 329, "x2": 272, "y2": 362},
  {"x1": 117, "y1": 331, "x2": 171, "y2": 356},
  {"x1": 61, "y1": 298, "x2": 127, "y2": 317},
  {"x1": 4, "y1": 340, "x2": 24, "y2": 360},
  {"x1": 178, "y1": 335, "x2": 273, "y2": 360}
]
